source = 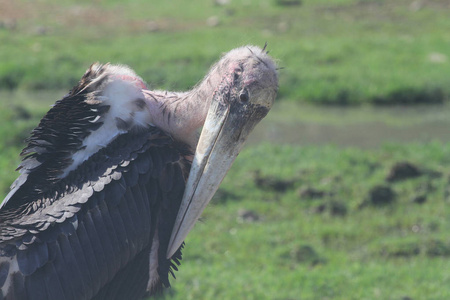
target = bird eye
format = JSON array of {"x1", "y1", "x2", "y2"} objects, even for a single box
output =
[
  {"x1": 234, "y1": 69, "x2": 242, "y2": 80},
  {"x1": 239, "y1": 92, "x2": 249, "y2": 102}
]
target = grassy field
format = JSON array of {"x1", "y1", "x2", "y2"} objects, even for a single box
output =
[
  {"x1": 1, "y1": 0, "x2": 450, "y2": 299},
  {"x1": 176, "y1": 142, "x2": 450, "y2": 300},
  {"x1": 1, "y1": 0, "x2": 450, "y2": 104},
  {"x1": 1, "y1": 92, "x2": 450, "y2": 299}
]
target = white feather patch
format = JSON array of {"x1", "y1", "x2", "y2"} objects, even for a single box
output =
[{"x1": 61, "y1": 66, "x2": 152, "y2": 178}]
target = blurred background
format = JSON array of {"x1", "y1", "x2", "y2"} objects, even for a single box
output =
[{"x1": 1, "y1": 0, "x2": 450, "y2": 299}]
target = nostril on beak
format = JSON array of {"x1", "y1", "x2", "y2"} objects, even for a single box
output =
[{"x1": 239, "y1": 91, "x2": 249, "y2": 102}]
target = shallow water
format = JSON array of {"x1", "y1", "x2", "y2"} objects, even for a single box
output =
[
  {"x1": 3, "y1": 91, "x2": 449, "y2": 149},
  {"x1": 248, "y1": 101, "x2": 450, "y2": 148}
]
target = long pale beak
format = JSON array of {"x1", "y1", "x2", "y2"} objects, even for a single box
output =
[{"x1": 166, "y1": 91, "x2": 271, "y2": 258}]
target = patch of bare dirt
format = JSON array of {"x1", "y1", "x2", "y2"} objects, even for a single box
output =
[
  {"x1": 297, "y1": 186, "x2": 327, "y2": 199},
  {"x1": 253, "y1": 170, "x2": 296, "y2": 192},
  {"x1": 386, "y1": 161, "x2": 422, "y2": 183},
  {"x1": 313, "y1": 200, "x2": 347, "y2": 217},
  {"x1": 360, "y1": 185, "x2": 396, "y2": 208},
  {"x1": 316, "y1": 0, "x2": 450, "y2": 23},
  {"x1": 0, "y1": 0, "x2": 181, "y2": 34}
]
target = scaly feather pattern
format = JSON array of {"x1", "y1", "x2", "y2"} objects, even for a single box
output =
[
  {"x1": 0, "y1": 126, "x2": 190, "y2": 300},
  {"x1": 0, "y1": 63, "x2": 190, "y2": 300}
]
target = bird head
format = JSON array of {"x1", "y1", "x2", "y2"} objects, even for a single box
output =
[{"x1": 167, "y1": 45, "x2": 278, "y2": 258}]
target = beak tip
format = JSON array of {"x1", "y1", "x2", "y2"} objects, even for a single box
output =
[
  {"x1": 166, "y1": 233, "x2": 179, "y2": 259},
  {"x1": 166, "y1": 247, "x2": 174, "y2": 259},
  {"x1": 166, "y1": 218, "x2": 197, "y2": 259}
]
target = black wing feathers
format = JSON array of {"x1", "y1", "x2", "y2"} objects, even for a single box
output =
[
  {"x1": 0, "y1": 127, "x2": 190, "y2": 300},
  {"x1": 0, "y1": 262, "x2": 8, "y2": 288},
  {"x1": 157, "y1": 162, "x2": 186, "y2": 287},
  {"x1": 52, "y1": 236, "x2": 78, "y2": 300},
  {"x1": 4, "y1": 93, "x2": 110, "y2": 210},
  {"x1": 9, "y1": 272, "x2": 26, "y2": 300},
  {"x1": 23, "y1": 261, "x2": 47, "y2": 300},
  {"x1": 16, "y1": 242, "x2": 48, "y2": 277},
  {"x1": 92, "y1": 245, "x2": 151, "y2": 300},
  {"x1": 42, "y1": 261, "x2": 66, "y2": 300},
  {"x1": 74, "y1": 218, "x2": 101, "y2": 296},
  {"x1": 67, "y1": 227, "x2": 95, "y2": 298}
]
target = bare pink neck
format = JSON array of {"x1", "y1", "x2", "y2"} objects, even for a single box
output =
[
  {"x1": 143, "y1": 63, "x2": 225, "y2": 148},
  {"x1": 143, "y1": 82, "x2": 216, "y2": 148}
]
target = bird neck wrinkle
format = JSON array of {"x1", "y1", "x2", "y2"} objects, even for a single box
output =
[
  {"x1": 143, "y1": 89, "x2": 207, "y2": 149},
  {"x1": 143, "y1": 64, "x2": 224, "y2": 149}
]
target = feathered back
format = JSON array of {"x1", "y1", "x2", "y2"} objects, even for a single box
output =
[
  {"x1": 2, "y1": 64, "x2": 110, "y2": 209},
  {"x1": 2, "y1": 63, "x2": 148, "y2": 210}
]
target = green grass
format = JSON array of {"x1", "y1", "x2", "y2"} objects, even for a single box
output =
[
  {"x1": 1, "y1": 96, "x2": 450, "y2": 299},
  {"x1": 162, "y1": 142, "x2": 450, "y2": 299},
  {"x1": 1, "y1": 0, "x2": 450, "y2": 104},
  {"x1": 2, "y1": 1, "x2": 450, "y2": 299}
]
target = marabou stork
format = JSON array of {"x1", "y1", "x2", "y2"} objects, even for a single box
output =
[{"x1": 0, "y1": 45, "x2": 278, "y2": 300}]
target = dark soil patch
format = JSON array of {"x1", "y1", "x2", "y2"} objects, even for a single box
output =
[
  {"x1": 411, "y1": 194, "x2": 427, "y2": 204},
  {"x1": 289, "y1": 245, "x2": 325, "y2": 266},
  {"x1": 380, "y1": 239, "x2": 450, "y2": 258},
  {"x1": 297, "y1": 186, "x2": 327, "y2": 199},
  {"x1": 425, "y1": 240, "x2": 450, "y2": 257},
  {"x1": 361, "y1": 185, "x2": 396, "y2": 208},
  {"x1": 253, "y1": 170, "x2": 296, "y2": 192},
  {"x1": 386, "y1": 161, "x2": 422, "y2": 183},
  {"x1": 382, "y1": 244, "x2": 420, "y2": 258},
  {"x1": 313, "y1": 200, "x2": 347, "y2": 217},
  {"x1": 212, "y1": 189, "x2": 238, "y2": 204},
  {"x1": 328, "y1": 200, "x2": 347, "y2": 216},
  {"x1": 12, "y1": 105, "x2": 32, "y2": 120}
]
